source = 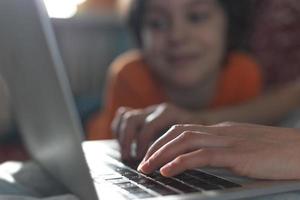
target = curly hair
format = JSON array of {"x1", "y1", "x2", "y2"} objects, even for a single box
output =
[{"x1": 128, "y1": 0, "x2": 254, "y2": 52}]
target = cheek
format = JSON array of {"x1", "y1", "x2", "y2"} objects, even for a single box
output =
[
  {"x1": 195, "y1": 27, "x2": 226, "y2": 56},
  {"x1": 142, "y1": 31, "x2": 170, "y2": 76},
  {"x1": 193, "y1": 14, "x2": 228, "y2": 58},
  {"x1": 142, "y1": 30, "x2": 166, "y2": 55}
]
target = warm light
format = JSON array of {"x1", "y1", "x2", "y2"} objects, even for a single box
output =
[
  {"x1": 74, "y1": 0, "x2": 87, "y2": 4},
  {"x1": 43, "y1": 0, "x2": 86, "y2": 18},
  {"x1": 117, "y1": 0, "x2": 132, "y2": 15}
]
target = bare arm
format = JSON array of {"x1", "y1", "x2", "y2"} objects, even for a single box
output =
[
  {"x1": 138, "y1": 123, "x2": 300, "y2": 180},
  {"x1": 195, "y1": 79, "x2": 300, "y2": 125},
  {"x1": 114, "y1": 79, "x2": 300, "y2": 160}
]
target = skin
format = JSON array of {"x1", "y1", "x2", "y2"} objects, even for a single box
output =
[
  {"x1": 138, "y1": 122, "x2": 300, "y2": 180},
  {"x1": 142, "y1": 0, "x2": 227, "y2": 92},
  {"x1": 114, "y1": 75, "x2": 300, "y2": 162},
  {"x1": 114, "y1": 0, "x2": 228, "y2": 161},
  {"x1": 111, "y1": 0, "x2": 300, "y2": 180},
  {"x1": 112, "y1": 103, "x2": 196, "y2": 160}
]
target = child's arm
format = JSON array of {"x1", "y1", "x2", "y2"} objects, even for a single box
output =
[
  {"x1": 115, "y1": 79, "x2": 300, "y2": 160},
  {"x1": 197, "y1": 79, "x2": 300, "y2": 125}
]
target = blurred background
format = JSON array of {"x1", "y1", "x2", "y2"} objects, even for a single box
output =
[
  {"x1": 0, "y1": 0, "x2": 136, "y2": 163},
  {"x1": 0, "y1": 0, "x2": 299, "y2": 163}
]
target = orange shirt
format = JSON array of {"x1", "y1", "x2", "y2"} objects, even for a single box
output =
[{"x1": 87, "y1": 51, "x2": 262, "y2": 140}]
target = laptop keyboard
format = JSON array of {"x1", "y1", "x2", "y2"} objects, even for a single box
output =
[{"x1": 92, "y1": 161, "x2": 241, "y2": 199}]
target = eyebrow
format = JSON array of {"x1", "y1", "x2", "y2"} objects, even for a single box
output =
[
  {"x1": 146, "y1": 0, "x2": 213, "y2": 13},
  {"x1": 145, "y1": 4, "x2": 167, "y2": 15},
  {"x1": 187, "y1": 0, "x2": 214, "y2": 8}
]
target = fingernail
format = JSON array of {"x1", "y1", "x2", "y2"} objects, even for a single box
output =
[
  {"x1": 160, "y1": 163, "x2": 170, "y2": 172},
  {"x1": 160, "y1": 163, "x2": 172, "y2": 177},
  {"x1": 137, "y1": 163, "x2": 144, "y2": 172},
  {"x1": 137, "y1": 163, "x2": 143, "y2": 172},
  {"x1": 137, "y1": 160, "x2": 149, "y2": 172}
]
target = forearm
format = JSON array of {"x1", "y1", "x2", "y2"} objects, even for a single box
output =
[{"x1": 193, "y1": 79, "x2": 300, "y2": 125}]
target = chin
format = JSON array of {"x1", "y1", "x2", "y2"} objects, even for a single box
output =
[
  {"x1": 173, "y1": 74, "x2": 204, "y2": 86},
  {"x1": 171, "y1": 79, "x2": 202, "y2": 90}
]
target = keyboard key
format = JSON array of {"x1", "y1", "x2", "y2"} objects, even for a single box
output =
[
  {"x1": 133, "y1": 192, "x2": 155, "y2": 199},
  {"x1": 165, "y1": 181, "x2": 199, "y2": 193},
  {"x1": 107, "y1": 163, "x2": 150, "y2": 182},
  {"x1": 127, "y1": 174, "x2": 147, "y2": 182},
  {"x1": 120, "y1": 186, "x2": 155, "y2": 199},
  {"x1": 135, "y1": 177, "x2": 156, "y2": 185},
  {"x1": 214, "y1": 180, "x2": 241, "y2": 189},
  {"x1": 185, "y1": 170, "x2": 241, "y2": 189},
  {"x1": 138, "y1": 179, "x2": 163, "y2": 188},
  {"x1": 148, "y1": 185, "x2": 179, "y2": 196},
  {"x1": 91, "y1": 172, "x2": 115, "y2": 179},
  {"x1": 112, "y1": 167, "x2": 139, "y2": 179},
  {"x1": 103, "y1": 175, "x2": 123, "y2": 180},
  {"x1": 175, "y1": 174, "x2": 222, "y2": 191},
  {"x1": 149, "y1": 172, "x2": 198, "y2": 193},
  {"x1": 129, "y1": 177, "x2": 177, "y2": 196},
  {"x1": 116, "y1": 182, "x2": 137, "y2": 189},
  {"x1": 94, "y1": 174, "x2": 122, "y2": 182},
  {"x1": 124, "y1": 186, "x2": 145, "y2": 193},
  {"x1": 122, "y1": 185, "x2": 156, "y2": 199},
  {"x1": 106, "y1": 178, "x2": 129, "y2": 184}
]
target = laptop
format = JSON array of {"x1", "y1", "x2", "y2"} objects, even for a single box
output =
[{"x1": 1, "y1": 0, "x2": 300, "y2": 199}]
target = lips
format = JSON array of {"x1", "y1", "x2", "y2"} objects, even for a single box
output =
[{"x1": 166, "y1": 53, "x2": 200, "y2": 66}]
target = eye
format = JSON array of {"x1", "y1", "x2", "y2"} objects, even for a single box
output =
[
  {"x1": 144, "y1": 18, "x2": 169, "y2": 31},
  {"x1": 186, "y1": 12, "x2": 209, "y2": 24}
]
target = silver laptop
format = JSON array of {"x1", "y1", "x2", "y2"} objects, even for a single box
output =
[{"x1": 1, "y1": 0, "x2": 300, "y2": 199}]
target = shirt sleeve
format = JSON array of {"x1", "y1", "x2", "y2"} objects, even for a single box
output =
[
  {"x1": 236, "y1": 54, "x2": 263, "y2": 103},
  {"x1": 86, "y1": 54, "x2": 149, "y2": 140}
]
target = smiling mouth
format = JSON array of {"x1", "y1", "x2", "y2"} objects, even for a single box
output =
[{"x1": 166, "y1": 54, "x2": 200, "y2": 66}]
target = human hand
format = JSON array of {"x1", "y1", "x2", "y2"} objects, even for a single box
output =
[
  {"x1": 112, "y1": 103, "x2": 193, "y2": 161},
  {"x1": 138, "y1": 122, "x2": 300, "y2": 180}
]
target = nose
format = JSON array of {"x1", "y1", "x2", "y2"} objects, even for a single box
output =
[{"x1": 167, "y1": 19, "x2": 188, "y2": 47}]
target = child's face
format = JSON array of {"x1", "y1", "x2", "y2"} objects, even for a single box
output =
[{"x1": 141, "y1": 0, "x2": 227, "y2": 89}]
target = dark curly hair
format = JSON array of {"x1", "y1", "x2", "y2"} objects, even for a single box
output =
[{"x1": 128, "y1": 0, "x2": 254, "y2": 52}]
